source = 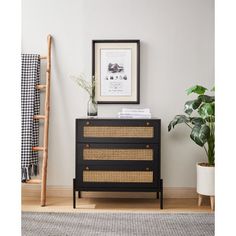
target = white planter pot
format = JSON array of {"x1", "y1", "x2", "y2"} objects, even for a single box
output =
[{"x1": 197, "y1": 163, "x2": 215, "y2": 196}]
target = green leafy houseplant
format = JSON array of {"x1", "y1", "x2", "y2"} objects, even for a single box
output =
[{"x1": 168, "y1": 85, "x2": 215, "y2": 166}]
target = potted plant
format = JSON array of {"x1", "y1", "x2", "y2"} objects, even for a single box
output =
[
  {"x1": 71, "y1": 74, "x2": 97, "y2": 116},
  {"x1": 168, "y1": 85, "x2": 215, "y2": 210}
]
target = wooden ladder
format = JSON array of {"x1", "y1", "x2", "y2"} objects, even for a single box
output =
[{"x1": 24, "y1": 35, "x2": 52, "y2": 207}]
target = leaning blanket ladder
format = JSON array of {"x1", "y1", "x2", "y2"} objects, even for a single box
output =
[{"x1": 25, "y1": 35, "x2": 52, "y2": 206}]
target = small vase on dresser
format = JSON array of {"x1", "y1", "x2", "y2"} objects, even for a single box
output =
[{"x1": 87, "y1": 96, "x2": 97, "y2": 117}]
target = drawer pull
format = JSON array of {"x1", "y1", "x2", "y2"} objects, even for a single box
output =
[
  {"x1": 146, "y1": 122, "x2": 150, "y2": 126},
  {"x1": 85, "y1": 166, "x2": 89, "y2": 170},
  {"x1": 146, "y1": 145, "x2": 150, "y2": 148},
  {"x1": 86, "y1": 121, "x2": 90, "y2": 125},
  {"x1": 146, "y1": 167, "x2": 150, "y2": 171},
  {"x1": 85, "y1": 144, "x2": 90, "y2": 148}
]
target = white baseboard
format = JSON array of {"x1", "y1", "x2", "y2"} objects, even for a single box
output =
[{"x1": 22, "y1": 185, "x2": 198, "y2": 199}]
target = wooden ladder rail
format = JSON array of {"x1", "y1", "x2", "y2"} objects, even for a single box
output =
[
  {"x1": 40, "y1": 34, "x2": 52, "y2": 206},
  {"x1": 27, "y1": 35, "x2": 52, "y2": 207}
]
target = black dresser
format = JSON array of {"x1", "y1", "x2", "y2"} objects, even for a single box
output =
[{"x1": 73, "y1": 118, "x2": 163, "y2": 209}]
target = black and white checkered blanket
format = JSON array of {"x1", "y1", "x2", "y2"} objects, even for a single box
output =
[{"x1": 21, "y1": 54, "x2": 40, "y2": 182}]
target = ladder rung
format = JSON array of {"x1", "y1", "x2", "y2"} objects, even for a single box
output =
[
  {"x1": 32, "y1": 146, "x2": 45, "y2": 151},
  {"x1": 40, "y1": 56, "x2": 47, "y2": 60},
  {"x1": 33, "y1": 115, "x2": 46, "y2": 119},
  {"x1": 36, "y1": 84, "x2": 47, "y2": 89},
  {"x1": 25, "y1": 179, "x2": 42, "y2": 184}
]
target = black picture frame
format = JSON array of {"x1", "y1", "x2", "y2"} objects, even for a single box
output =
[{"x1": 92, "y1": 40, "x2": 140, "y2": 104}]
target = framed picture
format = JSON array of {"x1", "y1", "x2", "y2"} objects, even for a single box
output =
[{"x1": 92, "y1": 40, "x2": 140, "y2": 104}]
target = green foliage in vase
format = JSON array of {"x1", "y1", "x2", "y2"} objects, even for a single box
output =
[
  {"x1": 71, "y1": 74, "x2": 96, "y2": 99},
  {"x1": 168, "y1": 85, "x2": 215, "y2": 166}
]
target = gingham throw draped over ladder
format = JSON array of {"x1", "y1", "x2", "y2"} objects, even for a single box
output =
[{"x1": 21, "y1": 54, "x2": 40, "y2": 182}]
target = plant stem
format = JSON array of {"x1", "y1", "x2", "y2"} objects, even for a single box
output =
[
  {"x1": 185, "y1": 122, "x2": 192, "y2": 129},
  {"x1": 207, "y1": 116, "x2": 215, "y2": 166},
  {"x1": 203, "y1": 145, "x2": 208, "y2": 157}
]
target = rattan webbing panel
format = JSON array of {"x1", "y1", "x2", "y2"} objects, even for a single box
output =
[
  {"x1": 83, "y1": 126, "x2": 154, "y2": 138},
  {"x1": 83, "y1": 171, "x2": 153, "y2": 183},
  {"x1": 83, "y1": 149, "x2": 153, "y2": 160}
]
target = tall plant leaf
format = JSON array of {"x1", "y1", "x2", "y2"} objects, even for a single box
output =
[
  {"x1": 168, "y1": 115, "x2": 190, "y2": 131},
  {"x1": 186, "y1": 85, "x2": 207, "y2": 95},
  {"x1": 198, "y1": 95, "x2": 214, "y2": 103},
  {"x1": 190, "y1": 125, "x2": 204, "y2": 146},
  {"x1": 184, "y1": 98, "x2": 202, "y2": 115},
  {"x1": 190, "y1": 117, "x2": 205, "y2": 125},
  {"x1": 190, "y1": 124, "x2": 210, "y2": 146},
  {"x1": 198, "y1": 103, "x2": 214, "y2": 119},
  {"x1": 199, "y1": 124, "x2": 210, "y2": 144}
]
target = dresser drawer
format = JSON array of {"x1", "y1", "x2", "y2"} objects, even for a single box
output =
[
  {"x1": 76, "y1": 119, "x2": 160, "y2": 144},
  {"x1": 76, "y1": 143, "x2": 159, "y2": 164},
  {"x1": 77, "y1": 165, "x2": 159, "y2": 188},
  {"x1": 83, "y1": 171, "x2": 153, "y2": 183}
]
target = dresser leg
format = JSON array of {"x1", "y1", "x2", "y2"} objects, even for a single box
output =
[
  {"x1": 73, "y1": 179, "x2": 76, "y2": 209},
  {"x1": 160, "y1": 179, "x2": 163, "y2": 209}
]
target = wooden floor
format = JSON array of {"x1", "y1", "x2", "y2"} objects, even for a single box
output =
[{"x1": 22, "y1": 197, "x2": 212, "y2": 213}]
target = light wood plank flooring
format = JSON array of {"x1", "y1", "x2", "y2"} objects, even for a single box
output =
[{"x1": 22, "y1": 197, "x2": 212, "y2": 213}]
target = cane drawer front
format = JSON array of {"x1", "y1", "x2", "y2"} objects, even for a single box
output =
[
  {"x1": 76, "y1": 119, "x2": 160, "y2": 144},
  {"x1": 78, "y1": 166, "x2": 158, "y2": 188},
  {"x1": 77, "y1": 143, "x2": 159, "y2": 163}
]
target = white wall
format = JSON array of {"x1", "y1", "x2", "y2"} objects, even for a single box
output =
[{"x1": 22, "y1": 0, "x2": 214, "y2": 187}]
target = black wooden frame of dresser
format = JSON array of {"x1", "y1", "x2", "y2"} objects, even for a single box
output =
[
  {"x1": 74, "y1": 118, "x2": 163, "y2": 209},
  {"x1": 76, "y1": 119, "x2": 161, "y2": 144}
]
